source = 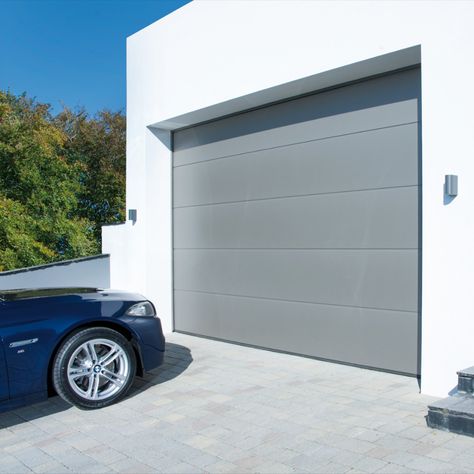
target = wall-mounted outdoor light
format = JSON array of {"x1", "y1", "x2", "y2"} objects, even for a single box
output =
[
  {"x1": 128, "y1": 209, "x2": 137, "y2": 224},
  {"x1": 445, "y1": 175, "x2": 458, "y2": 197}
]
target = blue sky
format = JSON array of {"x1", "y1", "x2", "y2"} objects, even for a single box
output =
[{"x1": 0, "y1": 0, "x2": 191, "y2": 115}]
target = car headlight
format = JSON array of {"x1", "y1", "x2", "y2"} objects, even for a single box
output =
[{"x1": 125, "y1": 301, "x2": 156, "y2": 317}]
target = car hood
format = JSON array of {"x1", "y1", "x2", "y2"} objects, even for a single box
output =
[
  {"x1": 0, "y1": 288, "x2": 150, "y2": 322},
  {"x1": 0, "y1": 288, "x2": 145, "y2": 303}
]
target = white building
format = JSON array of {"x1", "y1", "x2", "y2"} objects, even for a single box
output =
[{"x1": 103, "y1": 0, "x2": 474, "y2": 398}]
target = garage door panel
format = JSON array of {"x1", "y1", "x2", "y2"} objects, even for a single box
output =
[
  {"x1": 174, "y1": 187, "x2": 419, "y2": 249},
  {"x1": 174, "y1": 123, "x2": 419, "y2": 207},
  {"x1": 174, "y1": 249, "x2": 418, "y2": 312},
  {"x1": 174, "y1": 101, "x2": 418, "y2": 167},
  {"x1": 174, "y1": 68, "x2": 420, "y2": 166},
  {"x1": 173, "y1": 68, "x2": 420, "y2": 375},
  {"x1": 174, "y1": 291, "x2": 418, "y2": 374}
]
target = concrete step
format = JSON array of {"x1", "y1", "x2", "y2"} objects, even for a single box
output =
[
  {"x1": 427, "y1": 396, "x2": 474, "y2": 437},
  {"x1": 457, "y1": 366, "x2": 474, "y2": 394},
  {"x1": 426, "y1": 367, "x2": 474, "y2": 437}
]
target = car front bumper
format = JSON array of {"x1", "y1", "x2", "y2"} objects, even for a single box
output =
[{"x1": 120, "y1": 315, "x2": 165, "y2": 372}]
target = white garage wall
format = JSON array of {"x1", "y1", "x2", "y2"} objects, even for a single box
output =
[
  {"x1": 102, "y1": 0, "x2": 474, "y2": 397},
  {"x1": 0, "y1": 255, "x2": 110, "y2": 290}
]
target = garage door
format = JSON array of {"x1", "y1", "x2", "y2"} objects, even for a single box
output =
[{"x1": 172, "y1": 68, "x2": 421, "y2": 375}]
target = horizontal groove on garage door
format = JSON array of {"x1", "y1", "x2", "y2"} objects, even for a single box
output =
[
  {"x1": 174, "y1": 249, "x2": 418, "y2": 313},
  {"x1": 174, "y1": 291, "x2": 419, "y2": 375},
  {"x1": 173, "y1": 67, "x2": 421, "y2": 375},
  {"x1": 175, "y1": 289, "x2": 417, "y2": 314},
  {"x1": 174, "y1": 123, "x2": 419, "y2": 207},
  {"x1": 173, "y1": 68, "x2": 420, "y2": 166},
  {"x1": 174, "y1": 187, "x2": 418, "y2": 249},
  {"x1": 173, "y1": 121, "x2": 418, "y2": 169},
  {"x1": 174, "y1": 185, "x2": 418, "y2": 210}
]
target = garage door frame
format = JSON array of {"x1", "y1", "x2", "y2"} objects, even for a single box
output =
[{"x1": 170, "y1": 65, "x2": 422, "y2": 377}]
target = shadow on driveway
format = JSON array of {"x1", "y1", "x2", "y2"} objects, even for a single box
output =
[
  {"x1": 0, "y1": 342, "x2": 192, "y2": 428},
  {"x1": 127, "y1": 342, "x2": 193, "y2": 398}
]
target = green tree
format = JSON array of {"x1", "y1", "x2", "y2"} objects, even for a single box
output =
[
  {"x1": 0, "y1": 91, "x2": 100, "y2": 271},
  {"x1": 0, "y1": 196, "x2": 55, "y2": 270},
  {"x1": 56, "y1": 108, "x2": 126, "y2": 242}
]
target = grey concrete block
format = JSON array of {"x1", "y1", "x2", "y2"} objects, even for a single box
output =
[{"x1": 427, "y1": 396, "x2": 474, "y2": 437}]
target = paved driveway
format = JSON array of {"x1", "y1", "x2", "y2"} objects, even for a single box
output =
[{"x1": 1, "y1": 333, "x2": 473, "y2": 473}]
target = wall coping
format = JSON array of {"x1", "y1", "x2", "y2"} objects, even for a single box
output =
[{"x1": 0, "y1": 254, "x2": 110, "y2": 277}]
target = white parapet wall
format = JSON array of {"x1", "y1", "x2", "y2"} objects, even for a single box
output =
[
  {"x1": 0, "y1": 255, "x2": 110, "y2": 291},
  {"x1": 102, "y1": 0, "x2": 474, "y2": 397}
]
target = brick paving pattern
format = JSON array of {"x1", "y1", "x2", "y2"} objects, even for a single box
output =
[{"x1": 1, "y1": 333, "x2": 473, "y2": 473}]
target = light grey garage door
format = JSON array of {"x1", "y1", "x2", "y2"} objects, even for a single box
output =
[{"x1": 173, "y1": 68, "x2": 421, "y2": 375}]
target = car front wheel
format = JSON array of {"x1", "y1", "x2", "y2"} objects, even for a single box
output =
[{"x1": 52, "y1": 327, "x2": 136, "y2": 409}]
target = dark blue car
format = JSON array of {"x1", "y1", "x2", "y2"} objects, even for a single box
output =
[{"x1": 0, "y1": 287, "x2": 165, "y2": 411}]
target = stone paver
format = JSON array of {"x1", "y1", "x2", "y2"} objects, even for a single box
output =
[{"x1": 1, "y1": 333, "x2": 474, "y2": 473}]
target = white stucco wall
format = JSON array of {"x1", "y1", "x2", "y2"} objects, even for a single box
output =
[
  {"x1": 0, "y1": 255, "x2": 110, "y2": 290},
  {"x1": 102, "y1": 0, "x2": 474, "y2": 397}
]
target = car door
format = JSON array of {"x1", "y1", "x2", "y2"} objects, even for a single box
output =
[
  {"x1": 0, "y1": 302, "x2": 10, "y2": 401},
  {"x1": 0, "y1": 343, "x2": 9, "y2": 401},
  {"x1": 1, "y1": 299, "x2": 51, "y2": 399}
]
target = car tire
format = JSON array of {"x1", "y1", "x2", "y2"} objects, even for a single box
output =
[{"x1": 52, "y1": 327, "x2": 136, "y2": 410}]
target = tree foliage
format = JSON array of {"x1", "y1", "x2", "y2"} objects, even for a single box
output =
[
  {"x1": 0, "y1": 91, "x2": 126, "y2": 271},
  {"x1": 56, "y1": 108, "x2": 126, "y2": 240}
]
